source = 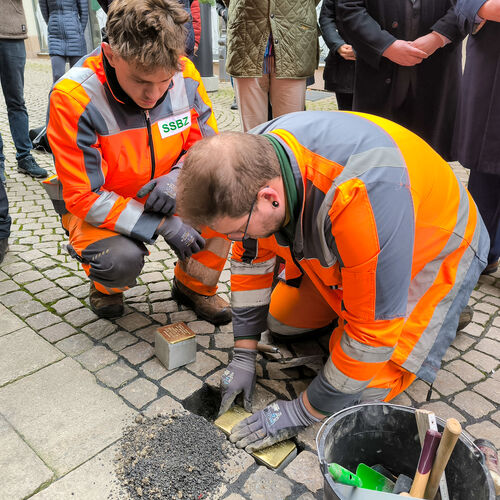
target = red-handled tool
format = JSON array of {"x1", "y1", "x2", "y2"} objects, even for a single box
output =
[{"x1": 409, "y1": 429, "x2": 442, "y2": 498}]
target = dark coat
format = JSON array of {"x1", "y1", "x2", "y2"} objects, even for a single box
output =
[
  {"x1": 337, "y1": 0, "x2": 465, "y2": 160},
  {"x1": 454, "y1": 0, "x2": 500, "y2": 174},
  {"x1": 39, "y1": 0, "x2": 88, "y2": 57},
  {"x1": 319, "y1": 0, "x2": 355, "y2": 94}
]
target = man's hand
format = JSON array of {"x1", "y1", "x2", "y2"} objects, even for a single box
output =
[
  {"x1": 337, "y1": 44, "x2": 356, "y2": 61},
  {"x1": 137, "y1": 169, "x2": 180, "y2": 216},
  {"x1": 229, "y1": 397, "x2": 320, "y2": 453},
  {"x1": 410, "y1": 32, "x2": 445, "y2": 57},
  {"x1": 219, "y1": 347, "x2": 257, "y2": 416},
  {"x1": 383, "y1": 40, "x2": 428, "y2": 66},
  {"x1": 156, "y1": 216, "x2": 205, "y2": 261}
]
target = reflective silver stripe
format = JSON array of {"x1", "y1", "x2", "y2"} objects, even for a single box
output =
[
  {"x1": 336, "y1": 147, "x2": 406, "y2": 186},
  {"x1": 43, "y1": 178, "x2": 64, "y2": 200},
  {"x1": 406, "y1": 181, "x2": 470, "y2": 317},
  {"x1": 403, "y1": 202, "x2": 481, "y2": 373},
  {"x1": 316, "y1": 185, "x2": 338, "y2": 267},
  {"x1": 340, "y1": 334, "x2": 395, "y2": 364},
  {"x1": 267, "y1": 314, "x2": 312, "y2": 336},
  {"x1": 231, "y1": 258, "x2": 276, "y2": 276},
  {"x1": 85, "y1": 191, "x2": 120, "y2": 225},
  {"x1": 170, "y1": 72, "x2": 189, "y2": 113},
  {"x1": 232, "y1": 288, "x2": 272, "y2": 308},
  {"x1": 323, "y1": 357, "x2": 372, "y2": 394},
  {"x1": 115, "y1": 199, "x2": 144, "y2": 236},
  {"x1": 62, "y1": 66, "x2": 94, "y2": 85}
]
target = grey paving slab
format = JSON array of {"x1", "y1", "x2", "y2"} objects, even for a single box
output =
[
  {"x1": 56, "y1": 333, "x2": 94, "y2": 356},
  {"x1": 96, "y1": 361, "x2": 138, "y2": 389},
  {"x1": 161, "y1": 369, "x2": 203, "y2": 400},
  {"x1": 0, "y1": 415, "x2": 54, "y2": 500},
  {"x1": 0, "y1": 327, "x2": 64, "y2": 386},
  {"x1": 283, "y1": 450, "x2": 323, "y2": 492},
  {"x1": 242, "y1": 467, "x2": 293, "y2": 499},
  {"x1": 0, "y1": 303, "x2": 25, "y2": 337},
  {"x1": 31, "y1": 444, "x2": 124, "y2": 499},
  {"x1": 76, "y1": 346, "x2": 118, "y2": 372},
  {"x1": 0, "y1": 358, "x2": 136, "y2": 476},
  {"x1": 118, "y1": 378, "x2": 158, "y2": 409}
]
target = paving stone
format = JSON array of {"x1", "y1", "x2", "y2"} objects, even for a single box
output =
[
  {"x1": 432, "y1": 370, "x2": 466, "y2": 396},
  {"x1": 119, "y1": 378, "x2": 158, "y2": 409},
  {"x1": 150, "y1": 313, "x2": 168, "y2": 324},
  {"x1": 460, "y1": 322, "x2": 485, "y2": 337},
  {"x1": 451, "y1": 333, "x2": 475, "y2": 351},
  {"x1": 197, "y1": 335, "x2": 211, "y2": 348},
  {"x1": 76, "y1": 346, "x2": 118, "y2": 372},
  {"x1": 0, "y1": 303, "x2": 26, "y2": 337},
  {"x1": 43, "y1": 267, "x2": 70, "y2": 280},
  {"x1": 161, "y1": 370, "x2": 203, "y2": 399},
  {"x1": 463, "y1": 350, "x2": 499, "y2": 373},
  {"x1": 64, "y1": 307, "x2": 98, "y2": 327},
  {"x1": 56, "y1": 334, "x2": 94, "y2": 356},
  {"x1": 296, "y1": 420, "x2": 323, "y2": 452},
  {"x1": 120, "y1": 341, "x2": 154, "y2": 365},
  {"x1": 242, "y1": 466, "x2": 293, "y2": 500},
  {"x1": 24, "y1": 278, "x2": 54, "y2": 294},
  {"x1": 259, "y1": 379, "x2": 292, "y2": 399},
  {"x1": 283, "y1": 450, "x2": 323, "y2": 492},
  {"x1": 37, "y1": 287, "x2": 68, "y2": 304},
  {"x1": 475, "y1": 338, "x2": 500, "y2": 359},
  {"x1": 475, "y1": 378, "x2": 500, "y2": 404},
  {"x1": 0, "y1": 358, "x2": 136, "y2": 476},
  {"x1": 148, "y1": 281, "x2": 172, "y2": 292},
  {"x1": 206, "y1": 349, "x2": 229, "y2": 364},
  {"x1": 223, "y1": 495, "x2": 246, "y2": 500},
  {"x1": 170, "y1": 309, "x2": 198, "y2": 322},
  {"x1": 418, "y1": 401, "x2": 466, "y2": 423},
  {"x1": 140, "y1": 357, "x2": 170, "y2": 380},
  {"x1": 134, "y1": 324, "x2": 158, "y2": 344},
  {"x1": 0, "y1": 280, "x2": 19, "y2": 296},
  {"x1": 123, "y1": 285, "x2": 148, "y2": 298},
  {"x1": 129, "y1": 302, "x2": 150, "y2": 314},
  {"x1": 453, "y1": 391, "x2": 495, "y2": 418},
  {"x1": 151, "y1": 300, "x2": 178, "y2": 313},
  {"x1": 143, "y1": 395, "x2": 186, "y2": 417},
  {"x1": 13, "y1": 269, "x2": 45, "y2": 284},
  {"x1": 253, "y1": 384, "x2": 276, "y2": 411},
  {"x1": 0, "y1": 415, "x2": 53, "y2": 500},
  {"x1": 486, "y1": 326, "x2": 500, "y2": 340},
  {"x1": 26, "y1": 310, "x2": 61, "y2": 330},
  {"x1": 219, "y1": 443, "x2": 255, "y2": 483},
  {"x1": 187, "y1": 320, "x2": 216, "y2": 334},
  {"x1": 148, "y1": 291, "x2": 172, "y2": 302},
  {"x1": 466, "y1": 421, "x2": 500, "y2": 449},
  {"x1": 68, "y1": 283, "x2": 89, "y2": 299},
  {"x1": 291, "y1": 380, "x2": 310, "y2": 397},
  {"x1": 81, "y1": 319, "x2": 117, "y2": 340},
  {"x1": 186, "y1": 351, "x2": 221, "y2": 376},
  {"x1": 56, "y1": 276, "x2": 85, "y2": 289},
  {"x1": 484, "y1": 295, "x2": 500, "y2": 307},
  {"x1": 11, "y1": 298, "x2": 47, "y2": 318},
  {"x1": 474, "y1": 301, "x2": 499, "y2": 315},
  {"x1": 215, "y1": 333, "x2": 234, "y2": 349},
  {"x1": 0, "y1": 327, "x2": 64, "y2": 386},
  {"x1": 95, "y1": 361, "x2": 137, "y2": 389},
  {"x1": 391, "y1": 391, "x2": 412, "y2": 406},
  {"x1": 296, "y1": 494, "x2": 317, "y2": 500},
  {"x1": 0, "y1": 290, "x2": 32, "y2": 306},
  {"x1": 205, "y1": 368, "x2": 225, "y2": 391},
  {"x1": 115, "y1": 312, "x2": 151, "y2": 331},
  {"x1": 479, "y1": 283, "x2": 500, "y2": 297},
  {"x1": 102, "y1": 331, "x2": 138, "y2": 351},
  {"x1": 2, "y1": 261, "x2": 31, "y2": 275},
  {"x1": 31, "y1": 444, "x2": 124, "y2": 499},
  {"x1": 267, "y1": 363, "x2": 300, "y2": 381},
  {"x1": 492, "y1": 410, "x2": 500, "y2": 426},
  {"x1": 139, "y1": 271, "x2": 164, "y2": 283},
  {"x1": 52, "y1": 297, "x2": 82, "y2": 315},
  {"x1": 445, "y1": 359, "x2": 484, "y2": 383}
]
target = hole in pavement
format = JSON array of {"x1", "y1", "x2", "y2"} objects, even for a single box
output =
[{"x1": 183, "y1": 384, "x2": 222, "y2": 421}]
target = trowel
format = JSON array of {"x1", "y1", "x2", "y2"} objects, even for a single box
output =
[{"x1": 328, "y1": 462, "x2": 395, "y2": 492}]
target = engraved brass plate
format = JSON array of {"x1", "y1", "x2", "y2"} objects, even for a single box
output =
[
  {"x1": 157, "y1": 322, "x2": 195, "y2": 344},
  {"x1": 253, "y1": 440, "x2": 296, "y2": 469},
  {"x1": 214, "y1": 406, "x2": 251, "y2": 435}
]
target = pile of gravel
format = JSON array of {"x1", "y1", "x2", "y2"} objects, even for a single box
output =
[{"x1": 115, "y1": 412, "x2": 229, "y2": 499}]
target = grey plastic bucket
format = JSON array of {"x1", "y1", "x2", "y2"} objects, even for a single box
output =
[{"x1": 316, "y1": 402, "x2": 496, "y2": 500}]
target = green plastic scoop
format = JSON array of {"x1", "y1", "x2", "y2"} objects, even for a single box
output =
[{"x1": 328, "y1": 463, "x2": 395, "y2": 492}]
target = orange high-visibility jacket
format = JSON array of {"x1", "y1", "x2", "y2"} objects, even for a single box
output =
[
  {"x1": 46, "y1": 45, "x2": 218, "y2": 243},
  {"x1": 231, "y1": 111, "x2": 488, "y2": 411}
]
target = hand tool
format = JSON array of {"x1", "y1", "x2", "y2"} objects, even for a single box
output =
[
  {"x1": 256, "y1": 342, "x2": 281, "y2": 355},
  {"x1": 328, "y1": 463, "x2": 395, "y2": 492},
  {"x1": 424, "y1": 418, "x2": 462, "y2": 499},
  {"x1": 328, "y1": 463, "x2": 363, "y2": 487},
  {"x1": 393, "y1": 474, "x2": 413, "y2": 494},
  {"x1": 409, "y1": 429, "x2": 441, "y2": 498}
]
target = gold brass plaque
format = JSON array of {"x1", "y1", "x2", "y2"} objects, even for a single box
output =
[
  {"x1": 215, "y1": 406, "x2": 297, "y2": 470},
  {"x1": 157, "y1": 322, "x2": 195, "y2": 344},
  {"x1": 214, "y1": 406, "x2": 251, "y2": 435}
]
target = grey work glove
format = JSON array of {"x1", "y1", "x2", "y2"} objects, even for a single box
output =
[
  {"x1": 229, "y1": 397, "x2": 320, "y2": 453},
  {"x1": 156, "y1": 216, "x2": 205, "y2": 261},
  {"x1": 219, "y1": 347, "x2": 257, "y2": 416},
  {"x1": 137, "y1": 169, "x2": 180, "y2": 216}
]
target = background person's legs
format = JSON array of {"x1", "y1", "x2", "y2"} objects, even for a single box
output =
[
  {"x1": 269, "y1": 75, "x2": 306, "y2": 119},
  {"x1": 234, "y1": 75, "x2": 270, "y2": 132},
  {"x1": 0, "y1": 179, "x2": 11, "y2": 264},
  {"x1": 50, "y1": 55, "x2": 68, "y2": 83}
]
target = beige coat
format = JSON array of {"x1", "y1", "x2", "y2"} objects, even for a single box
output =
[{"x1": 1, "y1": 0, "x2": 28, "y2": 39}]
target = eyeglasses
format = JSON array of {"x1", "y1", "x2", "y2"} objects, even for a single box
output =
[{"x1": 227, "y1": 198, "x2": 256, "y2": 241}]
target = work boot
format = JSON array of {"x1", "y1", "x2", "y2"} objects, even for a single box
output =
[
  {"x1": 0, "y1": 162, "x2": 5, "y2": 185},
  {"x1": 230, "y1": 97, "x2": 238, "y2": 110},
  {"x1": 482, "y1": 260, "x2": 499, "y2": 275},
  {"x1": 17, "y1": 156, "x2": 48, "y2": 179},
  {"x1": 172, "y1": 278, "x2": 232, "y2": 325},
  {"x1": 0, "y1": 238, "x2": 8, "y2": 265},
  {"x1": 89, "y1": 282, "x2": 124, "y2": 318},
  {"x1": 457, "y1": 305, "x2": 473, "y2": 331}
]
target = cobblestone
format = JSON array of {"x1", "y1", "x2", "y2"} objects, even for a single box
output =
[
  {"x1": 140, "y1": 358, "x2": 170, "y2": 380},
  {"x1": 120, "y1": 341, "x2": 154, "y2": 365},
  {"x1": 102, "y1": 331, "x2": 138, "y2": 351},
  {"x1": 95, "y1": 362, "x2": 138, "y2": 389},
  {"x1": 76, "y1": 346, "x2": 118, "y2": 372},
  {"x1": 186, "y1": 351, "x2": 221, "y2": 377},
  {"x1": 115, "y1": 312, "x2": 152, "y2": 332},
  {"x1": 243, "y1": 467, "x2": 293, "y2": 499},
  {"x1": 283, "y1": 451, "x2": 323, "y2": 492},
  {"x1": 445, "y1": 359, "x2": 484, "y2": 383},
  {"x1": 161, "y1": 370, "x2": 203, "y2": 400},
  {"x1": 118, "y1": 378, "x2": 158, "y2": 409},
  {"x1": 453, "y1": 390, "x2": 496, "y2": 418},
  {"x1": 38, "y1": 322, "x2": 77, "y2": 343},
  {"x1": 55, "y1": 334, "x2": 94, "y2": 356}
]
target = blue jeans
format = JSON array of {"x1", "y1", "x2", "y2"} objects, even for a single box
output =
[
  {"x1": 0, "y1": 39, "x2": 33, "y2": 162},
  {"x1": 0, "y1": 180, "x2": 10, "y2": 239}
]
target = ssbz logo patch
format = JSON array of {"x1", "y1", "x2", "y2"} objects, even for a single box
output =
[{"x1": 158, "y1": 111, "x2": 191, "y2": 138}]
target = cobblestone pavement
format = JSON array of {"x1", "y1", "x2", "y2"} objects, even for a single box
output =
[{"x1": 0, "y1": 59, "x2": 499, "y2": 499}]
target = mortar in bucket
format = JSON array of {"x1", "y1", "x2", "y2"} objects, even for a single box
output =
[{"x1": 316, "y1": 402, "x2": 496, "y2": 500}]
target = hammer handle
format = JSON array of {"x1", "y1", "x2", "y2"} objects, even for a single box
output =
[{"x1": 424, "y1": 418, "x2": 462, "y2": 499}]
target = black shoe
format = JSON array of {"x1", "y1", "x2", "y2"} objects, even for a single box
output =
[
  {"x1": 17, "y1": 156, "x2": 48, "y2": 179},
  {"x1": 30, "y1": 126, "x2": 52, "y2": 153},
  {"x1": 0, "y1": 162, "x2": 5, "y2": 185},
  {"x1": 230, "y1": 98, "x2": 238, "y2": 110},
  {"x1": 482, "y1": 260, "x2": 499, "y2": 275},
  {"x1": 0, "y1": 239, "x2": 8, "y2": 265},
  {"x1": 89, "y1": 283, "x2": 124, "y2": 318},
  {"x1": 457, "y1": 305, "x2": 473, "y2": 331}
]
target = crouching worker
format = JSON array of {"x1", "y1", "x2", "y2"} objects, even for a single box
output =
[
  {"x1": 176, "y1": 111, "x2": 489, "y2": 452},
  {"x1": 44, "y1": 0, "x2": 231, "y2": 323}
]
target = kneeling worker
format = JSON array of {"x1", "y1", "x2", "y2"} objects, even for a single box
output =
[
  {"x1": 177, "y1": 111, "x2": 488, "y2": 451},
  {"x1": 44, "y1": 0, "x2": 231, "y2": 323}
]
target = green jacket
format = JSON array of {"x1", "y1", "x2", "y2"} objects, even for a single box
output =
[{"x1": 224, "y1": 0, "x2": 320, "y2": 78}]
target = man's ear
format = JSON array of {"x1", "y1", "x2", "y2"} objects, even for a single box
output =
[{"x1": 101, "y1": 42, "x2": 116, "y2": 67}]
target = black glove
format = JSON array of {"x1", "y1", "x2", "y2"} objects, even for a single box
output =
[
  {"x1": 218, "y1": 348, "x2": 257, "y2": 416},
  {"x1": 137, "y1": 169, "x2": 180, "y2": 216},
  {"x1": 156, "y1": 216, "x2": 205, "y2": 261},
  {"x1": 229, "y1": 397, "x2": 320, "y2": 452}
]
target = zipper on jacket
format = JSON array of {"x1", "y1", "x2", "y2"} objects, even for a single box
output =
[{"x1": 144, "y1": 110, "x2": 156, "y2": 180}]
